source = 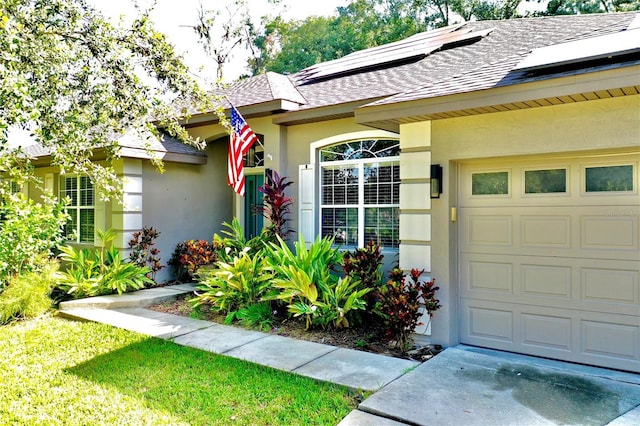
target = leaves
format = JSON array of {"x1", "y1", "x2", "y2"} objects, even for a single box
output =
[
  {"x1": 378, "y1": 268, "x2": 440, "y2": 351},
  {"x1": 191, "y1": 251, "x2": 274, "y2": 321},
  {"x1": 254, "y1": 170, "x2": 294, "y2": 241},
  {"x1": 169, "y1": 239, "x2": 218, "y2": 282},
  {"x1": 0, "y1": 0, "x2": 224, "y2": 202},
  {"x1": 56, "y1": 228, "x2": 153, "y2": 298}
]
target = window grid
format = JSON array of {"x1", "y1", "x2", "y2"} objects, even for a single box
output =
[
  {"x1": 60, "y1": 176, "x2": 95, "y2": 243},
  {"x1": 320, "y1": 140, "x2": 399, "y2": 249}
]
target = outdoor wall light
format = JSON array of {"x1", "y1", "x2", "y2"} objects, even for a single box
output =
[{"x1": 430, "y1": 164, "x2": 443, "y2": 199}]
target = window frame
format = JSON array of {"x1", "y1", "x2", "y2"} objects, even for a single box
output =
[
  {"x1": 59, "y1": 174, "x2": 95, "y2": 244},
  {"x1": 319, "y1": 139, "x2": 400, "y2": 249},
  {"x1": 582, "y1": 163, "x2": 636, "y2": 195}
]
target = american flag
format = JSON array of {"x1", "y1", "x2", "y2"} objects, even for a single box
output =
[{"x1": 228, "y1": 104, "x2": 258, "y2": 196}]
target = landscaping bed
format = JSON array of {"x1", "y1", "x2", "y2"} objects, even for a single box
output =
[{"x1": 148, "y1": 294, "x2": 442, "y2": 362}]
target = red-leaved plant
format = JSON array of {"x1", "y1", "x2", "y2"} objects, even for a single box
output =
[
  {"x1": 342, "y1": 241, "x2": 384, "y2": 312},
  {"x1": 128, "y1": 226, "x2": 163, "y2": 281},
  {"x1": 254, "y1": 170, "x2": 293, "y2": 241},
  {"x1": 169, "y1": 240, "x2": 218, "y2": 282},
  {"x1": 378, "y1": 268, "x2": 441, "y2": 351}
]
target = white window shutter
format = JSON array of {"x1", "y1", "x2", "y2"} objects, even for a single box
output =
[
  {"x1": 44, "y1": 173, "x2": 54, "y2": 194},
  {"x1": 94, "y1": 196, "x2": 105, "y2": 247},
  {"x1": 298, "y1": 164, "x2": 316, "y2": 246}
]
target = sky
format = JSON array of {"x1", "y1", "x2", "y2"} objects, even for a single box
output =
[{"x1": 91, "y1": 0, "x2": 350, "y2": 83}]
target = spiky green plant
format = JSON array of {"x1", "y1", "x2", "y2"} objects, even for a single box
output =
[{"x1": 191, "y1": 251, "x2": 274, "y2": 323}]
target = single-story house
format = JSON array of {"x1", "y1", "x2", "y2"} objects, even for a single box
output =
[{"x1": 23, "y1": 12, "x2": 640, "y2": 373}]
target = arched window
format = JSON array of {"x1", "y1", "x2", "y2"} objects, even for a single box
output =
[{"x1": 319, "y1": 139, "x2": 400, "y2": 248}]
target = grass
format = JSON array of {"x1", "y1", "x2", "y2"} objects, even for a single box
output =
[{"x1": 0, "y1": 314, "x2": 358, "y2": 425}]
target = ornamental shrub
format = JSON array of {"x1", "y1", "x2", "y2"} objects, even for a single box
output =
[
  {"x1": 342, "y1": 241, "x2": 384, "y2": 313},
  {"x1": 0, "y1": 193, "x2": 67, "y2": 289},
  {"x1": 253, "y1": 170, "x2": 294, "y2": 241},
  {"x1": 128, "y1": 226, "x2": 163, "y2": 280},
  {"x1": 378, "y1": 268, "x2": 441, "y2": 351},
  {"x1": 0, "y1": 259, "x2": 59, "y2": 324},
  {"x1": 192, "y1": 251, "x2": 274, "y2": 324},
  {"x1": 264, "y1": 235, "x2": 370, "y2": 329},
  {"x1": 169, "y1": 239, "x2": 217, "y2": 282},
  {"x1": 55, "y1": 229, "x2": 153, "y2": 299}
]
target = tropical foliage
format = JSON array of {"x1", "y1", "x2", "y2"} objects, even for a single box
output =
[
  {"x1": 192, "y1": 252, "x2": 274, "y2": 324},
  {"x1": 0, "y1": 192, "x2": 67, "y2": 289},
  {"x1": 0, "y1": 259, "x2": 59, "y2": 324},
  {"x1": 378, "y1": 268, "x2": 441, "y2": 350},
  {"x1": 254, "y1": 170, "x2": 294, "y2": 241},
  {"x1": 128, "y1": 226, "x2": 163, "y2": 280},
  {"x1": 56, "y1": 229, "x2": 153, "y2": 299},
  {"x1": 169, "y1": 239, "x2": 218, "y2": 282}
]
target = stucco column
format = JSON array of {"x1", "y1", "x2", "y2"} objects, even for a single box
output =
[
  {"x1": 398, "y1": 121, "x2": 436, "y2": 336},
  {"x1": 111, "y1": 158, "x2": 143, "y2": 253}
]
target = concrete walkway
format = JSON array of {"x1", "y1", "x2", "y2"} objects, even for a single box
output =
[
  {"x1": 58, "y1": 284, "x2": 418, "y2": 392},
  {"x1": 59, "y1": 285, "x2": 640, "y2": 426}
]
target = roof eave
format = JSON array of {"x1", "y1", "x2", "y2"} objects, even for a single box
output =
[
  {"x1": 181, "y1": 99, "x2": 303, "y2": 128},
  {"x1": 355, "y1": 65, "x2": 640, "y2": 127},
  {"x1": 272, "y1": 99, "x2": 387, "y2": 126}
]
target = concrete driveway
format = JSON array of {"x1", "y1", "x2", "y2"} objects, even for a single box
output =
[{"x1": 342, "y1": 345, "x2": 640, "y2": 425}]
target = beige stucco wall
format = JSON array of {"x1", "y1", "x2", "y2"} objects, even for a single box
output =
[
  {"x1": 31, "y1": 162, "x2": 111, "y2": 248},
  {"x1": 408, "y1": 94, "x2": 640, "y2": 347},
  {"x1": 142, "y1": 139, "x2": 231, "y2": 282},
  {"x1": 286, "y1": 118, "x2": 390, "y2": 237}
]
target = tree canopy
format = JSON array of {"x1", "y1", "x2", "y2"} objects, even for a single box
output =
[{"x1": 1, "y1": 0, "x2": 224, "y2": 200}]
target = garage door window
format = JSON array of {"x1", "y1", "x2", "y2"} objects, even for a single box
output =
[
  {"x1": 524, "y1": 168, "x2": 567, "y2": 194},
  {"x1": 471, "y1": 171, "x2": 509, "y2": 195},
  {"x1": 585, "y1": 165, "x2": 634, "y2": 192}
]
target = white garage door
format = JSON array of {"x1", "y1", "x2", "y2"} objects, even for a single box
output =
[{"x1": 458, "y1": 152, "x2": 640, "y2": 372}]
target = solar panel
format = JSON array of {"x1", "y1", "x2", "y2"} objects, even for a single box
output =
[
  {"x1": 514, "y1": 27, "x2": 640, "y2": 72},
  {"x1": 297, "y1": 24, "x2": 493, "y2": 83}
]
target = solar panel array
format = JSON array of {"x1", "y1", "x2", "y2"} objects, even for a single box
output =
[
  {"x1": 514, "y1": 27, "x2": 640, "y2": 72},
  {"x1": 297, "y1": 24, "x2": 493, "y2": 84}
]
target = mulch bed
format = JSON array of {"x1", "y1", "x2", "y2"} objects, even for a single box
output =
[{"x1": 147, "y1": 294, "x2": 442, "y2": 362}]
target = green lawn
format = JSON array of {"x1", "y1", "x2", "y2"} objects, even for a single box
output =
[{"x1": 0, "y1": 314, "x2": 357, "y2": 425}]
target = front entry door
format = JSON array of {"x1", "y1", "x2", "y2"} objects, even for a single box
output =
[{"x1": 244, "y1": 174, "x2": 264, "y2": 239}]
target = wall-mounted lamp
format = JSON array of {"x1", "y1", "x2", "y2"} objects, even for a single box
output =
[{"x1": 430, "y1": 164, "x2": 443, "y2": 199}]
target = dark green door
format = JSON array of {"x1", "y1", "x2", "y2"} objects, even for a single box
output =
[{"x1": 244, "y1": 174, "x2": 264, "y2": 239}]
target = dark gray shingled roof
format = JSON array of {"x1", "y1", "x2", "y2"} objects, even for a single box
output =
[
  {"x1": 225, "y1": 12, "x2": 638, "y2": 112},
  {"x1": 17, "y1": 131, "x2": 205, "y2": 161}
]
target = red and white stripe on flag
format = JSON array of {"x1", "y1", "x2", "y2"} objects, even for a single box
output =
[{"x1": 227, "y1": 105, "x2": 258, "y2": 196}]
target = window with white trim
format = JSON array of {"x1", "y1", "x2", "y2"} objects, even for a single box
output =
[
  {"x1": 320, "y1": 139, "x2": 400, "y2": 248},
  {"x1": 60, "y1": 175, "x2": 95, "y2": 243}
]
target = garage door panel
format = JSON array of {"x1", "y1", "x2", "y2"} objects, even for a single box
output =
[
  {"x1": 461, "y1": 206, "x2": 639, "y2": 260},
  {"x1": 468, "y1": 215, "x2": 513, "y2": 246},
  {"x1": 467, "y1": 260, "x2": 513, "y2": 293},
  {"x1": 461, "y1": 299, "x2": 640, "y2": 369},
  {"x1": 462, "y1": 253, "x2": 639, "y2": 314},
  {"x1": 460, "y1": 300, "x2": 514, "y2": 343},
  {"x1": 582, "y1": 267, "x2": 638, "y2": 304},
  {"x1": 581, "y1": 215, "x2": 638, "y2": 250},
  {"x1": 458, "y1": 154, "x2": 639, "y2": 373},
  {"x1": 581, "y1": 319, "x2": 639, "y2": 360},
  {"x1": 522, "y1": 313, "x2": 572, "y2": 352},
  {"x1": 521, "y1": 264, "x2": 572, "y2": 298},
  {"x1": 521, "y1": 215, "x2": 571, "y2": 248}
]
